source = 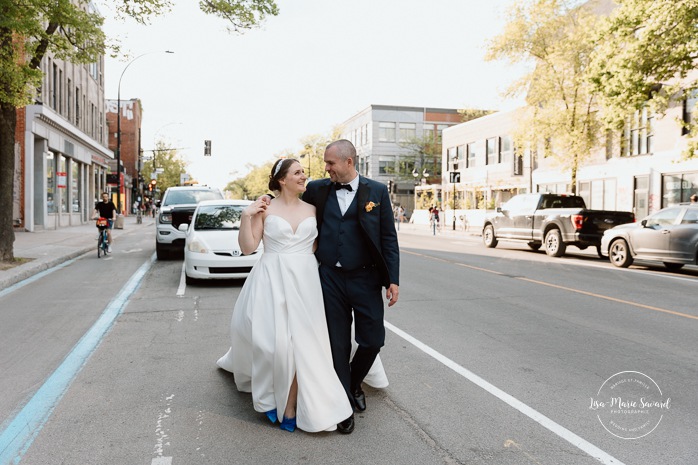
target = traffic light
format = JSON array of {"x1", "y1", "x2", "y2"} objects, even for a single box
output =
[
  {"x1": 387, "y1": 180, "x2": 393, "y2": 193},
  {"x1": 150, "y1": 179, "x2": 157, "y2": 192},
  {"x1": 204, "y1": 139, "x2": 211, "y2": 156}
]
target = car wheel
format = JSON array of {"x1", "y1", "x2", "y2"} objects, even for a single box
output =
[
  {"x1": 609, "y1": 238, "x2": 633, "y2": 267},
  {"x1": 156, "y1": 242, "x2": 169, "y2": 260},
  {"x1": 527, "y1": 242, "x2": 541, "y2": 251},
  {"x1": 663, "y1": 262, "x2": 684, "y2": 271},
  {"x1": 544, "y1": 229, "x2": 566, "y2": 257},
  {"x1": 185, "y1": 274, "x2": 195, "y2": 285},
  {"x1": 483, "y1": 224, "x2": 498, "y2": 248}
]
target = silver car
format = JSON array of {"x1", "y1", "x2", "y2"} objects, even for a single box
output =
[{"x1": 600, "y1": 203, "x2": 698, "y2": 270}]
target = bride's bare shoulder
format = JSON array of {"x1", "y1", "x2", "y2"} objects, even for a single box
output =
[{"x1": 300, "y1": 200, "x2": 316, "y2": 215}]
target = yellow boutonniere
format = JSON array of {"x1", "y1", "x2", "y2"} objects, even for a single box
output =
[{"x1": 365, "y1": 201, "x2": 379, "y2": 212}]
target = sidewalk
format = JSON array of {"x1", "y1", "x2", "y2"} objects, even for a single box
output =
[
  {"x1": 396, "y1": 221, "x2": 481, "y2": 238},
  {"x1": 0, "y1": 216, "x2": 155, "y2": 291}
]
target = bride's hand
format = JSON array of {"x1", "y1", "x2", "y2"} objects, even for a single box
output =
[{"x1": 244, "y1": 198, "x2": 268, "y2": 218}]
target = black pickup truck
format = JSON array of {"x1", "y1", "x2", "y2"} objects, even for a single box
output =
[{"x1": 482, "y1": 193, "x2": 635, "y2": 257}]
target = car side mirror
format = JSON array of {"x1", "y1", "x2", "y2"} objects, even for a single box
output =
[
  {"x1": 640, "y1": 219, "x2": 648, "y2": 227},
  {"x1": 178, "y1": 223, "x2": 189, "y2": 232},
  {"x1": 496, "y1": 207, "x2": 502, "y2": 213}
]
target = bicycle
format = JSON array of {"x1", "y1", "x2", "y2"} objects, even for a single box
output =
[{"x1": 96, "y1": 217, "x2": 110, "y2": 257}]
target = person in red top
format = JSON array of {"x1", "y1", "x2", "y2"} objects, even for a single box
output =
[{"x1": 93, "y1": 192, "x2": 117, "y2": 252}]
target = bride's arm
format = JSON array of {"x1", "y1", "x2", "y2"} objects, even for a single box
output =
[{"x1": 239, "y1": 199, "x2": 266, "y2": 255}]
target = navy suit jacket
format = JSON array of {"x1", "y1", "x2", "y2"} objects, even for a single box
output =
[{"x1": 303, "y1": 176, "x2": 399, "y2": 288}]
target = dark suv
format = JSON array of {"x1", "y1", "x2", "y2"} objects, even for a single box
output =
[{"x1": 155, "y1": 186, "x2": 224, "y2": 259}]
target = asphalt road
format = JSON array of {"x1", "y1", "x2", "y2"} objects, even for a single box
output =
[{"x1": 1, "y1": 228, "x2": 696, "y2": 465}]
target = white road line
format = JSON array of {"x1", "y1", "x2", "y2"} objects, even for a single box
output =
[
  {"x1": 151, "y1": 458, "x2": 172, "y2": 465},
  {"x1": 176, "y1": 262, "x2": 186, "y2": 297},
  {"x1": 384, "y1": 321, "x2": 626, "y2": 465}
]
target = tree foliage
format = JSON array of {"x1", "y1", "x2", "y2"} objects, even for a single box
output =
[
  {"x1": 0, "y1": 0, "x2": 278, "y2": 262},
  {"x1": 224, "y1": 127, "x2": 342, "y2": 200},
  {"x1": 587, "y1": 0, "x2": 698, "y2": 156},
  {"x1": 395, "y1": 134, "x2": 442, "y2": 183},
  {"x1": 486, "y1": 0, "x2": 604, "y2": 193},
  {"x1": 459, "y1": 108, "x2": 495, "y2": 123},
  {"x1": 141, "y1": 140, "x2": 189, "y2": 197}
]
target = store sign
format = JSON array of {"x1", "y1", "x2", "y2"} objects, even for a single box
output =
[
  {"x1": 57, "y1": 172, "x2": 67, "y2": 188},
  {"x1": 665, "y1": 180, "x2": 691, "y2": 190}
]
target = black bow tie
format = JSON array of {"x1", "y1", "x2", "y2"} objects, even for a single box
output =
[{"x1": 335, "y1": 183, "x2": 353, "y2": 191}]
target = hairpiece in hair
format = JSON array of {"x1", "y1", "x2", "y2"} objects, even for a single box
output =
[{"x1": 273, "y1": 160, "x2": 284, "y2": 178}]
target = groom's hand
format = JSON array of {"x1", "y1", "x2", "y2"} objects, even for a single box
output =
[{"x1": 386, "y1": 284, "x2": 399, "y2": 307}]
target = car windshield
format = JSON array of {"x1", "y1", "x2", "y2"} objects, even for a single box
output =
[
  {"x1": 194, "y1": 205, "x2": 244, "y2": 230},
  {"x1": 540, "y1": 196, "x2": 585, "y2": 209},
  {"x1": 645, "y1": 207, "x2": 681, "y2": 227},
  {"x1": 163, "y1": 190, "x2": 222, "y2": 206}
]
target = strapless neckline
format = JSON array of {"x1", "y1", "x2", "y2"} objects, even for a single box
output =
[{"x1": 266, "y1": 215, "x2": 315, "y2": 235}]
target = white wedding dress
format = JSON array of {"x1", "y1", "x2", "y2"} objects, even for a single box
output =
[{"x1": 217, "y1": 214, "x2": 388, "y2": 433}]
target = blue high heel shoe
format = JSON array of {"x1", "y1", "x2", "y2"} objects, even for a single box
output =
[
  {"x1": 265, "y1": 409, "x2": 277, "y2": 424},
  {"x1": 279, "y1": 416, "x2": 296, "y2": 432}
]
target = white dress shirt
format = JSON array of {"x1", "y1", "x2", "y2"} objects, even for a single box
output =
[{"x1": 336, "y1": 172, "x2": 360, "y2": 216}]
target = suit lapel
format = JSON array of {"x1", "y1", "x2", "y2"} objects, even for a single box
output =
[
  {"x1": 316, "y1": 180, "x2": 333, "y2": 228},
  {"x1": 356, "y1": 176, "x2": 370, "y2": 222}
]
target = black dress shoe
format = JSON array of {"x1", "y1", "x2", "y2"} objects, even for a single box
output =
[
  {"x1": 337, "y1": 414, "x2": 354, "y2": 434},
  {"x1": 352, "y1": 388, "x2": 366, "y2": 412}
]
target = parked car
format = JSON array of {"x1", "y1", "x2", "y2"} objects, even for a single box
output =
[
  {"x1": 155, "y1": 186, "x2": 224, "y2": 259},
  {"x1": 600, "y1": 203, "x2": 698, "y2": 270},
  {"x1": 179, "y1": 199, "x2": 262, "y2": 283},
  {"x1": 482, "y1": 193, "x2": 635, "y2": 257}
]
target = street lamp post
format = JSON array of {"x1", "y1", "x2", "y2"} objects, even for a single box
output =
[{"x1": 116, "y1": 50, "x2": 174, "y2": 214}]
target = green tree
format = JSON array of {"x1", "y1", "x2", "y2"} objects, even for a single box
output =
[
  {"x1": 459, "y1": 108, "x2": 495, "y2": 123},
  {"x1": 587, "y1": 0, "x2": 698, "y2": 157},
  {"x1": 0, "y1": 0, "x2": 279, "y2": 262},
  {"x1": 397, "y1": 133, "x2": 442, "y2": 184},
  {"x1": 142, "y1": 140, "x2": 189, "y2": 198},
  {"x1": 297, "y1": 130, "x2": 339, "y2": 181},
  {"x1": 486, "y1": 0, "x2": 604, "y2": 194},
  {"x1": 224, "y1": 126, "x2": 343, "y2": 199},
  {"x1": 225, "y1": 161, "x2": 276, "y2": 200}
]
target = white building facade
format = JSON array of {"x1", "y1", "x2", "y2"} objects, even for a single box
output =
[
  {"x1": 16, "y1": 49, "x2": 113, "y2": 232},
  {"x1": 441, "y1": 95, "x2": 698, "y2": 227}
]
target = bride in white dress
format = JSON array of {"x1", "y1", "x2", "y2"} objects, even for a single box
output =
[{"x1": 217, "y1": 158, "x2": 387, "y2": 433}]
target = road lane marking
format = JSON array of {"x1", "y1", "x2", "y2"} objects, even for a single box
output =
[
  {"x1": 385, "y1": 321, "x2": 626, "y2": 465},
  {"x1": 176, "y1": 262, "x2": 186, "y2": 297},
  {"x1": 515, "y1": 277, "x2": 698, "y2": 321},
  {"x1": 151, "y1": 458, "x2": 172, "y2": 465},
  {"x1": 0, "y1": 253, "x2": 156, "y2": 465},
  {"x1": 403, "y1": 250, "x2": 698, "y2": 321}
]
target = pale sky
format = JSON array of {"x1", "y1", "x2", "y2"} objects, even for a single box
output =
[{"x1": 98, "y1": 0, "x2": 525, "y2": 190}]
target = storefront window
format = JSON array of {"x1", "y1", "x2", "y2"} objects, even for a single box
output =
[
  {"x1": 71, "y1": 160, "x2": 80, "y2": 212},
  {"x1": 47, "y1": 151, "x2": 56, "y2": 213},
  {"x1": 662, "y1": 174, "x2": 685, "y2": 207},
  {"x1": 59, "y1": 155, "x2": 68, "y2": 212}
]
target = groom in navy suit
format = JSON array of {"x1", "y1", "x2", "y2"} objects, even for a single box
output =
[{"x1": 302, "y1": 139, "x2": 400, "y2": 434}]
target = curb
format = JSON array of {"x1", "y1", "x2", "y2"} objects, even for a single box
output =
[{"x1": 0, "y1": 245, "x2": 95, "y2": 291}]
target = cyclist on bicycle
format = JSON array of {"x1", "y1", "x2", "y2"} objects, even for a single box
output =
[{"x1": 93, "y1": 192, "x2": 117, "y2": 252}]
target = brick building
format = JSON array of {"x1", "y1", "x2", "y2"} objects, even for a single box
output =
[{"x1": 106, "y1": 98, "x2": 143, "y2": 213}]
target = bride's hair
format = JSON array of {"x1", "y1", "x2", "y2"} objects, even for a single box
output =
[{"x1": 268, "y1": 158, "x2": 297, "y2": 191}]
